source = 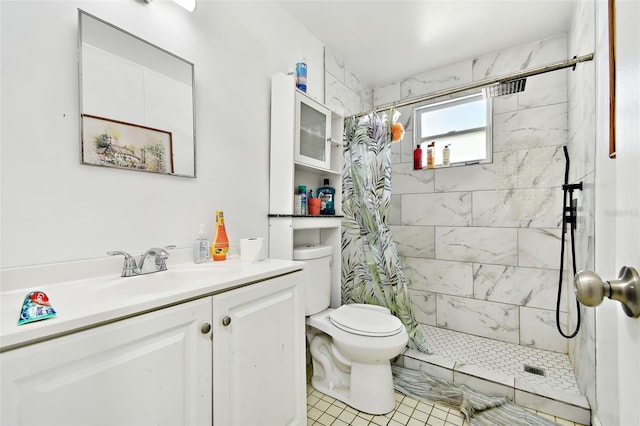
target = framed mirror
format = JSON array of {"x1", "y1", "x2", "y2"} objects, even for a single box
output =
[{"x1": 78, "y1": 10, "x2": 196, "y2": 177}]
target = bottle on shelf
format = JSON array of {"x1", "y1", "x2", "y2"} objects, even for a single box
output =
[
  {"x1": 295, "y1": 60, "x2": 307, "y2": 92},
  {"x1": 299, "y1": 185, "x2": 307, "y2": 215},
  {"x1": 318, "y1": 178, "x2": 335, "y2": 215},
  {"x1": 193, "y1": 224, "x2": 210, "y2": 263},
  {"x1": 211, "y1": 210, "x2": 229, "y2": 261},
  {"x1": 426, "y1": 142, "x2": 435, "y2": 169},
  {"x1": 443, "y1": 144, "x2": 451, "y2": 167},
  {"x1": 413, "y1": 144, "x2": 423, "y2": 170}
]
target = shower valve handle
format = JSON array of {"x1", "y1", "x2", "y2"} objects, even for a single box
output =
[{"x1": 574, "y1": 266, "x2": 640, "y2": 318}]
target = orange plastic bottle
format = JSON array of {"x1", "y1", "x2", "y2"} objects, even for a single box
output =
[{"x1": 211, "y1": 210, "x2": 229, "y2": 261}]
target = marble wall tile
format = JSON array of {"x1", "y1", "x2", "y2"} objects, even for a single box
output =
[
  {"x1": 472, "y1": 188, "x2": 562, "y2": 228},
  {"x1": 324, "y1": 48, "x2": 345, "y2": 83},
  {"x1": 391, "y1": 162, "x2": 434, "y2": 194},
  {"x1": 390, "y1": 130, "x2": 414, "y2": 165},
  {"x1": 567, "y1": 61, "x2": 596, "y2": 182},
  {"x1": 516, "y1": 146, "x2": 565, "y2": 189},
  {"x1": 493, "y1": 103, "x2": 568, "y2": 153},
  {"x1": 407, "y1": 289, "x2": 436, "y2": 325},
  {"x1": 473, "y1": 264, "x2": 566, "y2": 311},
  {"x1": 518, "y1": 71, "x2": 568, "y2": 111},
  {"x1": 373, "y1": 82, "x2": 401, "y2": 107},
  {"x1": 390, "y1": 225, "x2": 435, "y2": 258},
  {"x1": 520, "y1": 307, "x2": 568, "y2": 353},
  {"x1": 345, "y1": 65, "x2": 372, "y2": 103},
  {"x1": 325, "y1": 73, "x2": 370, "y2": 117},
  {"x1": 436, "y1": 227, "x2": 518, "y2": 265},
  {"x1": 389, "y1": 194, "x2": 401, "y2": 226},
  {"x1": 472, "y1": 34, "x2": 567, "y2": 80},
  {"x1": 518, "y1": 228, "x2": 562, "y2": 269},
  {"x1": 491, "y1": 93, "x2": 519, "y2": 115},
  {"x1": 404, "y1": 258, "x2": 473, "y2": 297},
  {"x1": 567, "y1": 0, "x2": 596, "y2": 411},
  {"x1": 399, "y1": 60, "x2": 472, "y2": 101},
  {"x1": 434, "y1": 151, "x2": 518, "y2": 192},
  {"x1": 436, "y1": 294, "x2": 519, "y2": 344},
  {"x1": 402, "y1": 192, "x2": 471, "y2": 226}
]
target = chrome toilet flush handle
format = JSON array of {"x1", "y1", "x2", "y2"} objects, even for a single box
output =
[{"x1": 574, "y1": 266, "x2": 640, "y2": 318}]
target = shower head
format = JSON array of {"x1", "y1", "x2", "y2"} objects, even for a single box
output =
[{"x1": 483, "y1": 78, "x2": 527, "y2": 98}]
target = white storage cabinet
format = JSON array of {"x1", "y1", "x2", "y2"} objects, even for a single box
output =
[{"x1": 268, "y1": 73, "x2": 343, "y2": 308}]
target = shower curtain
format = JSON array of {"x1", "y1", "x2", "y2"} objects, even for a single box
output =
[{"x1": 341, "y1": 109, "x2": 429, "y2": 353}]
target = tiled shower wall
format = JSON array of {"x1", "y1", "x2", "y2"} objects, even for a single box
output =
[
  {"x1": 324, "y1": 49, "x2": 373, "y2": 117},
  {"x1": 566, "y1": 0, "x2": 596, "y2": 410},
  {"x1": 376, "y1": 35, "x2": 574, "y2": 354}
]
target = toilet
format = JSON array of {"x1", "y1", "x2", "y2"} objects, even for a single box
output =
[{"x1": 294, "y1": 245, "x2": 408, "y2": 415}]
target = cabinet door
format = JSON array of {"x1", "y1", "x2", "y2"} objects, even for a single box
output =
[
  {"x1": 212, "y1": 272, "x2": 306, "y2": 426},
  {"x1": 1, "y1": 298, "x2": 212, "y2": 426},
  {"x1": 295, "y1": 93, "x2": 331, "y2": 170}
]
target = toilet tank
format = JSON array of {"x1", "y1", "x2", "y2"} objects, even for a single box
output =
[{"x1": 293, "y1": 245, "x2": 332, "y2": 315}]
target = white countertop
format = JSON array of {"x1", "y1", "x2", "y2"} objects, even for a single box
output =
[{"x1": 1, "y1": 253, "x2": 302, "y2": 351}]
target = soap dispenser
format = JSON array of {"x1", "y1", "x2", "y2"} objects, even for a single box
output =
[{"x1": 194, "y1": 224, "x2": 210, "y2": 263}]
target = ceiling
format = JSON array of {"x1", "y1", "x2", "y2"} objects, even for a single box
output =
[{"x1": 279, "y1": 0, "x2": 578, "y2": 88}]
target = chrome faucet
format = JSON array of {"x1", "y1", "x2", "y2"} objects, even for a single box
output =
[{"x1": 108, "y1": 245, "x2": 176, "y2": 277}]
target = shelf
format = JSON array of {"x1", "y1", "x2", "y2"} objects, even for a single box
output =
[
  {"x1": 294, "y1": 162, "x2": 341, "y2": 176},
  {"x1": 268, "y1": 215, "x2": 342, "y2": 230}
]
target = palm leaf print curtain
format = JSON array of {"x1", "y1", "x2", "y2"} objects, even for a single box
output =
[{"x1": 341, "y1": 110, "x2": 429, "y2": 353}]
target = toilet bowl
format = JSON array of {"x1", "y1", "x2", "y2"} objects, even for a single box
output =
[
  {"x1": 306, "y1": 304, "x2": 408, "y2": 415},
  {"x1": 295, "y1": 244, "x2": 409, "y2": 415}
]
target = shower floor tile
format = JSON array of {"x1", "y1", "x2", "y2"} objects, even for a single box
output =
[{"x1": 419, "y1": 325, "x2": 580, "y2": 394}]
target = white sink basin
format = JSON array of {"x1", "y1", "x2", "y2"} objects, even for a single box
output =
[{"x1": 101, "y1": 263, "x2": 236, "y2": 297}]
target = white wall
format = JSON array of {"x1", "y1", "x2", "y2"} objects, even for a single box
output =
[{"x1": 0, "y1": 1, "x2": 323, "y2": 268}]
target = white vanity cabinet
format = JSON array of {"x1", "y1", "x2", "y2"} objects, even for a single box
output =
[
  {"x1": 0, "y1": 270, "x2": 306, "y2": 426},
  {"x1": 0, "y1": 298, "x2": 213, "y2": 426},
  {"x1": 212, "y1": 271, "x2": 306, "y2": 425}
]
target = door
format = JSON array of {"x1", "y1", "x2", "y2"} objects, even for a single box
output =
[
  {"x1": 595, "y1": 1, "x2": 640, "y2": 424},
  {"x1": 212, "y1": 272, "x2": 306, "y2": 426},
  {"x1": 295, "y1": 92, "x2": 332, "y2": 170},
  {"x1": 0, "y1": 298, "x2": 213, "y2": 426}
]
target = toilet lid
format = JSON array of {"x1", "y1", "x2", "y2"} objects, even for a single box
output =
[{"x1": 329, "y1": 305, "x2": 404, "y2": 337}]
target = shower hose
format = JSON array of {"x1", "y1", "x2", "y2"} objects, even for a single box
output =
[{"x1": 556, "y1": 146, "x2": 582, "y2": 339}]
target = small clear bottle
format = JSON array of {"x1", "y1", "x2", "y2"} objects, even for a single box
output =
[
  {"x1": 443, "y1": 144, "x2": 451, "y2": 167},
  {"x1": 193, "y1": 224, "x2": 210, "y2": 263}
]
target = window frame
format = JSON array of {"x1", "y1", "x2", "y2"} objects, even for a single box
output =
[{"x1": 414, "y1": 91, "x2": 493, "y2": 167}]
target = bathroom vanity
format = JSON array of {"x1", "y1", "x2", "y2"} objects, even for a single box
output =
[{"x1": 0, "y1": 255, "x2": 306, "y2": 425}]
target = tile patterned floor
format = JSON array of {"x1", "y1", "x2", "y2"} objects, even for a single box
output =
[
  {"x1": 420, "y1": 325, "x2": 581, "y2": 394},
  {"x1": 306, "y1": 384, "x2": 588, "y2": 426}
]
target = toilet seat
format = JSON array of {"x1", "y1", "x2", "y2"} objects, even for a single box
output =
[{"x1": 328, "y1": 305, "x2": 404, "y2": 337}]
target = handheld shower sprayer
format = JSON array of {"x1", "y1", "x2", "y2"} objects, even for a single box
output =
[{"x1": 556, "y1": 146, "x2": 583, "y2": 338}]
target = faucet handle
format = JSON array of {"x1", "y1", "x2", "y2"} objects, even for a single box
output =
[{"x1": 107, "y1": 251, "x2": 139, "y2": 277}]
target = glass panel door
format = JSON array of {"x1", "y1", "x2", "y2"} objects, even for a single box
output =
[{"x1": 295, "y1": 94, "x2": 331, "y2": 170}]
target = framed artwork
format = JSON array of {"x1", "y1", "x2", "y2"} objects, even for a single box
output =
[
  {"x1": 608, "y1": 0, "x2": 616, "y2": 159},
  {"x1": 82, "y1": 114, "x2": 174, "y2": 174}
]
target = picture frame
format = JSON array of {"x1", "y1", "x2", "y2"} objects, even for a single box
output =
[
  {"x1": 82, "y1": 114, "x2": 174, "y2": 174},
  {"x1": 608, "y1": 0, "x2": 616, "y2": 159}
]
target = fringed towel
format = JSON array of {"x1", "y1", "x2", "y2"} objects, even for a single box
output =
[{"x1": 392, "y1": 365, "x2": 559, "y2": 426}]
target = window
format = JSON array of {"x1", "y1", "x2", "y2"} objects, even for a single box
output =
[{"x1": 414, "y1": 92, "x2": 492, "y2": 166}]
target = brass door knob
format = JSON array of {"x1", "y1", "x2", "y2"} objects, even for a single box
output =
[{"x1": 222, "y1": 316, "x2": 231, "y2": 326}]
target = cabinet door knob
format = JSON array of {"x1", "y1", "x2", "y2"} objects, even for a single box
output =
[
  {"x1": 222, "y1": 316, "x2": 231, "y2": 326},
  {"x1": 201, "y1": 323, "x2": 211, "y2": 334}
]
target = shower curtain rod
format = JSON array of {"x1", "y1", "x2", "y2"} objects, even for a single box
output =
[{"x1": 349, "y1": 53, "x2": 594, "y2": 119}]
